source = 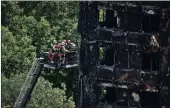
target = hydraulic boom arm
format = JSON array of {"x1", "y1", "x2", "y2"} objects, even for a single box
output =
[{"x1": 14, "y1": 58, "x2": 44, "y2": 108}]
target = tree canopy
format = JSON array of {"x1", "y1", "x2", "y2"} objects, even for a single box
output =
[{"x1": 1, "y1": 1, "x2": 80, "y2": 108}]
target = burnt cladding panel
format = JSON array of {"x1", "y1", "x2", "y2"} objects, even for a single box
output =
[
  {"x1": 97, "y1": 28, "x2": 112, "y2": 41},
  {"x1": 114, "y1": 31, "x2": 153, "y2": 45},
  {"x1": 97, "y1": 66, "x2": 113, "y2": 80},
  {"x1": 88, "y1": 29, "x2": 98, "y2": 40},
  {"x1": 160, "y1": 32, "x2": 170, "y2": 47},
  {"x1": 86, "y1": 2, "x2": 99, "y2": 32},
  {"x1": 112, "y1": 30, "x2": 126, "y2": 43},
  {"x1": 127, "y1": 33, "x2": 152, "y2": 45},
  {"x1": 86, "y1": 43, "x2": 99, "y2": 74},
  {"x1": 141, "y1": 1, "x2": 170, "y2": 7},
  {"x1": 127, "y1": 33, "x2": 139, "y2": 44},
  {"x1": 77, "y1": 1, "x2": 88, "y2": 35}
]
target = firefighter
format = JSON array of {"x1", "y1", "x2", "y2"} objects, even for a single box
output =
[
  {"x1": 66, "y1": 40, "x2": 76, "y2": 51},
  {"x1": 53, "y1": 41, "x2": 68, "y2": 67},
  {"x1": 48, "y1": 49, "x2": 55, "y2": 63},
  {"x1": 52, "y1": 40, "x2": 58, "y2": 51},
  {"x1": 48, "y1": 40, "x2": 57, "y2": 63},
  {"x1": 53, "y1": 42, "x2": 63, "y2": 67},
  {"x1": 49, "y1": 39, "x2": 76, "y2": 66},
  {"x1": 60, "y1": 41, "x2": 69, "y2": 65},
  {"x1": 58, "y1": 41, "x2": 69, "y2": 52},
  {"x1": 65, "y1": 40, "x2": 76, "y2": 64},
  {"x1": 62, "y1": 40, "x2": 67, "y2": 45}
]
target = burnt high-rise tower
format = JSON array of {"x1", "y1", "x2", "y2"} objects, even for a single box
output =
[{"x1": 77, "y1": 1, "x2": 170, "y2": 108}]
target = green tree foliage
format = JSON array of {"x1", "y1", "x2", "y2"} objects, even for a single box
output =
[
  {"x1": 28, "y1": 77, "x2": 75, "y2": 108},
  {"x1": 1, "y1": 1, "x2": 23, "y2": 26},
  {"x1": 2, "y1": 1, "x2": 79, "y2": 57},
  {"x1": 2, "y1": 73, "x2": 27, "y2": 108},
  {"x1": 1, "y1": 26, "x2": 36, "y2": 78},
  {"x1": 2, "y1": 1, "x2": 80, "y2": 108},
  {"x1": 2, "y1": 74, "x2": 75, "y2": 108}
]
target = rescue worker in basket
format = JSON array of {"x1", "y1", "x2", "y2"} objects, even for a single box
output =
[
  {"x1": 48, "y1": 39, "x2": 76, "y2": 66},
  {"x1": 48, "y1": 40, "x2": 57, "y2": 63}
]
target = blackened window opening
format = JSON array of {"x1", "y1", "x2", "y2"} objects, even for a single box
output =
[
  {"x1": 105, "y1": 87, "x2": 116, "y2": 103},
  {"x1": 126, "y1": 12, "x2": 141, "y2": 32},
  {"x1": 142, "y1": 15, "x2": 160, "y2": 33},
  {"x1": 100, "y1": 87, "x2": 116, "y2": 104},
  {"x1": 99, "y1": 9, "x2": 117, "y2": 28},
  {"x1": 99, "y1": 48, "x2": 114, "y2": 66},
  {"x1": 141, "y1": 52, "x2": 160, "y2": 71}
]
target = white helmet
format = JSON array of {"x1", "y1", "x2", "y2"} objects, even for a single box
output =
[
  {"x1": 67, "y1": 40, "x2": 71, "y2": 43},
  {"x1": 53, "y1": 40, "x2": 57, "y2": 44},
  {"x1": 71, "y1": 43, "x2": 76, "y2": 47},
  {"x1": 61, "y1": 42, "x2": 65, "y2": 46},
  {"x1": 62, "y1": 40, "x2": 66, "y2": 43}
]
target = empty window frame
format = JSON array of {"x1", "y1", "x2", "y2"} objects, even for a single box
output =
[
  {"x1": 99, "y1": 47, "x2": 114, "y2": 66},
  {"x1": 141, "y1": 52, "x2": 160, "y2": 71},
  {"x1": 98, "y1": 9, "x2": 117, "y2": 28},
  {"x1": 142, "y1": 14, "x2": 160, "y2": 33}
]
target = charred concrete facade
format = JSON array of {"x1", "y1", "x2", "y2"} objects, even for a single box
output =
[{"x1": 77, "y1": 1, "x2": 170, "y2": 108}]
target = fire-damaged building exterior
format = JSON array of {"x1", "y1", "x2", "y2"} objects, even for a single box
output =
[{"x1": 77, "y1": 1, "x2": 170, "y2": 108}]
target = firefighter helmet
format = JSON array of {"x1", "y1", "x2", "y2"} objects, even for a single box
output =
[
  {"x1": 62, "y1": 40, "x2": 67, "y2": 43},
  {"x1": 67, "y1": 40, "x2": 71, "y2": 43},
  {"x1": 53, "y1": 40, "x2": 57, "y2": 44},
  {"x1": 61, "y1": 42, "x2": 65, "y2": 46}
]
